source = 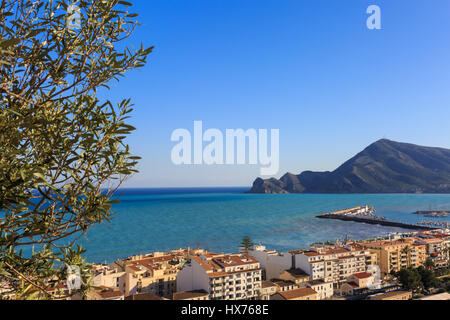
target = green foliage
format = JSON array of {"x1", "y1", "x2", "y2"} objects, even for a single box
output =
[
  {"x1": 0, "y1": 0, "x2": 152, "y2": 299},
  {"x1": 396, "y1": 265, "x2": 439, "y2": 293},
  {"x1": 240, "y1": 236, "x2": 253, "y2": 252},
  {"x1": 396, "y1": 268, "x2": 423, "y2": 292},
  {"x1": 417, "y1": 266, "x2": 438, "y2": 289}
]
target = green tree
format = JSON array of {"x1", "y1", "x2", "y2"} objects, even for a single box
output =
[
  {"x1": 417, "y1": 266, "x2": 438, "y2": 289},
  {"x1": 0, "y1": 0, "x2": 152, "y2": 299},
  {"x1": 240, "y1": 236, "x2": 254, "y2": 253},
  {"x1": 397, "y1": 268, "x2": 423, "y2": 293}
]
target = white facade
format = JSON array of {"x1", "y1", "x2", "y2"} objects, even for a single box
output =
[
  {"x1": 176, "y1": 258, "x2": 210, "y2": 294},
  {"x1": 293, "y1": 246, "x2": 368, "y2": 285},
  {"x1": 91, "y1": 265, "x2": 126, "y2": 293},
  {"x1": 247, "y1": 245, "x2": 293, "y2": 280},
  {"x1": 176, "y1": 253, "x2": 262, "y2": 300},
  {"x1": 301, "y1": 280, "x2": 334, "y2": 300}
]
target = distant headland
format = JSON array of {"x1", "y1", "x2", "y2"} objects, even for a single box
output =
[{"x1": 247, "y1": 139, "x2": 450, "y2": 194}]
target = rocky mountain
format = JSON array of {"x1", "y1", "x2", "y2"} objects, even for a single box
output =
[{"x1": 247, "y1": 139, "x2": 450, "y2": 194}]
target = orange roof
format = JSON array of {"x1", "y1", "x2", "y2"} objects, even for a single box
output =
[
  {"x1": 289, "y1": 249, "x2": 305, "y2": 255},
  {"x1": 420, "y1": 238, "x2": 443, "y2": 244},
  {"x1": 276, "y1": 287, "x2": 317, "y2": 300},
  {"x1": 192, "y1": 256, "x2": 214, "y2": 271},
  {"x1": 303, "y1": 251, "x2": 320, "y2": 257},
  {"x1": 352, "y1": 272, "x2": 372, "y2": 279},
  {"x1": 173, "y1": 290, "x2": 209, "y2": 300},
  {"x1": 98, "y1": 289, "x2": 124, "y2": 299},
  {"x1": 125, "y1": 292, "x2": 164, "y2": 300},
  {"x1": 262, "y1": 281, "x2": 276, "y2": 288},
  {"x1": 324, "y1": 248, "x2": 349, "y2": 255},
  {"x1": 213, "y1": 254, "x2": 258, "y2": 267}
]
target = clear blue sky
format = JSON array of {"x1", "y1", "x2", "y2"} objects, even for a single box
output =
[{"x1": 99, "y1": 0, "x2": 450, "y2": 187}]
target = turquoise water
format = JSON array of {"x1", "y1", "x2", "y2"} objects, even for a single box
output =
[{"x1": 74, "y1": 189, "x2": 450, "y2": 263}]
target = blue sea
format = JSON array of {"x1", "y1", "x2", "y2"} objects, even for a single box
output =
[{"x1": 67, "y1": 188, "x2": 450, "y2": 264}]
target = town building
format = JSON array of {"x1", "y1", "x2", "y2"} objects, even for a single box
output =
[
  {"x1": 247, "y1": 245, "x2": 293, "y2": 280},
  {"x1": 124, "y1": 292, "x2": 166, "y2": 300},
  {"x1": 369, "y1": 290, "x2": 412, "y2": 300},
  {"x1": 418, "y1": 292, "x2": 450, "y2": 300},
  {"x1": 91, "y1": 264, "x2": 126, "y2": 293},
  {"x1": 279, "y1": 268, "x2": 310, "y2": 285},
  {"x1": 173, "y1": 290, "x2": 209, "y2": 300},
  {"x1": 340, "y1": 272, "x2": 375, "y2": 296},
  {"x1": 270, "y1": 279, "x2": 297, "y2": 292},
  {"x1": 177, "y1": 253, "x2": 262, "y2": 300},
  {"x1": 88, "y1": 287, "x2": 125, "y2": 300},
  {"x1": 113, "y1": 250, "x2": 187, "y2": 297},
  {"x1": 362, "y1": 238, "x2": 427, "y2": 278},
  {"x1": 416, "y1": 237, "x2": 448, "y2": 267},
  {"x1": 271, "y1": 287, "x2": 317, "y2": 300},
  {"x1": 300, "y1": 280, "x2": 333, "y2": 300},
  {"x1": 259, "y1": 281, "x2": 277, "y2": 300},
  {"x1": 292, "y1": 245, "x2": 370, "y2": 287}
]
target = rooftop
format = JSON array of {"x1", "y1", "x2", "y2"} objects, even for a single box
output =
[
  {"x1": 271, "y1": 279, "x2": 296, "y2": 287},
  {"x1": 262, "y1": 281, "x2": 276, "y2": 288},
  {"x1": 97, "y1": 289, "x2": 124, "y2": 299},
  {"x1": 173, "y1": 290, "x2": 209, "y2": 300},
  {"x1": 125, "y1": 292, "x2": 164, "y2": 300},
  {"x1": 283, "y1": 268, "x2": 309, "y2": 278},
  {"x1": 418, "y1": 292, "x2": 450, "y2": 300},
  {"x1": 276, "y1": 287, "x2": 317, "y2": 300},
  {"x1": 352, "y1": 272, "x2": 372, "y2": 279},
  {"x1": 192, "y1": 253, "x2": 260, "y2": 275},
  {"x1": 370, "y1": 290, "x2": 411, "y2": 300},
  {"x1": 306, "y1": 279, "x2": 328, "y2": 286}
]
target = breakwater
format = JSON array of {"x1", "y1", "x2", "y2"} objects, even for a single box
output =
[{"x1": 316, "y1": 213, "x2": 436, "y2": 231}]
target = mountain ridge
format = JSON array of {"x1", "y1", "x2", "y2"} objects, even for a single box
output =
[{"x1": 247, "y1": 139, "x2": 450, "y2": 194}]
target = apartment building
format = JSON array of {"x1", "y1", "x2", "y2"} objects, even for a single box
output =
[
  {"x1": 247, "y1": 245, "x2": 293, "y2": 280},
  {"x1": 340, "y1": 272, "x2": 375, "y2": 296},
  {"x1": 91, "y1": 264, "x2": 126, "y2": 293},
  {"x1": 270, "y1": 279, "x2": 297, "y2": 292},
  {"x1": 260, "y1": 281, "x2": 277, "y2": 300},
  {"x1": 362, "y1": 238, "x2": 427, "y2": 278},
  {"x1": 416, "y1": 237, "x2": 447, "y2": 267},
  {"x1": 348, "y1": 243, "x2": 378, "y2": 268},
  {"x1": 300, "y1": 279, "x2": 334, "y2": 300},
  {"x1": 114, "y1": 250, "x2": 186, "y2": 298},
  {"x1": 177, "y1": 253, "x2": 262, "y2": 300},
  {"x1": 292, "y1": 245, "x2": 368, "y2": 287}
]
